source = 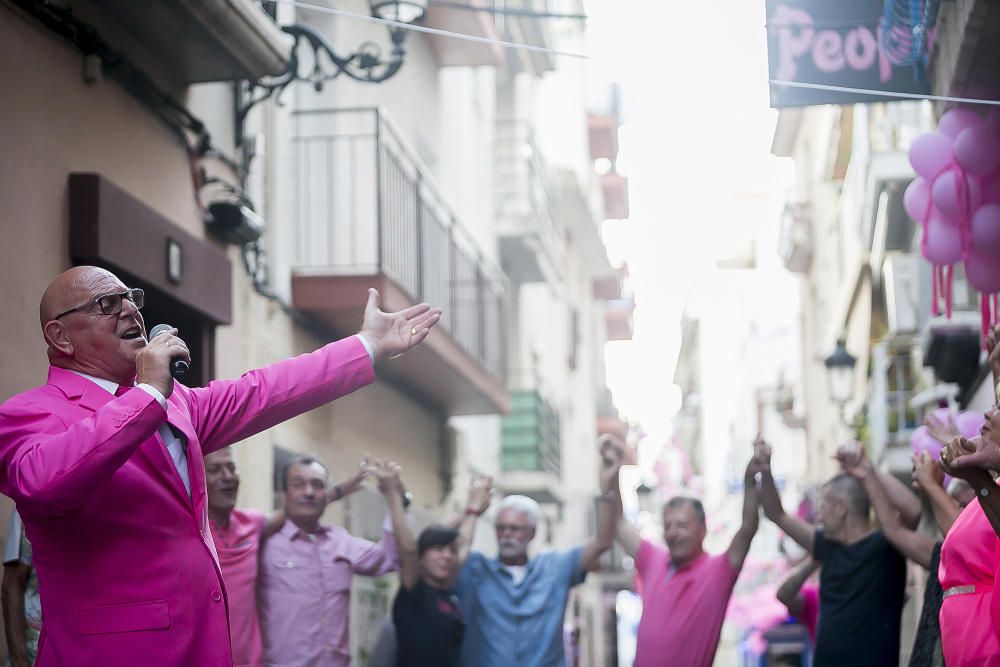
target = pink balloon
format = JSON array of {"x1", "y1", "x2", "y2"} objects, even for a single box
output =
[
  {"x1": 955, "y1": 125, "x2": 1000, "y2": 176},
  {"x1": 932, "y1": 169, "x2": 983, "y2": 222},
  {"x1": 904, "y1": 177, "x2": 932, "y2": 222},
  {"x1": 923, "y1": 218, "x2": 963, "y2": 265},
  {"x1": 956, "y1": 410, "x2": 986, "y2": 438},
  {"x1": 911, "y1": 424, "x2": 944, "y2": 458},
  {"x1": 984, "y1": 174, "x2": 1000, "y2": 205},
  {"x1": 971, "y1": 204, "x2": 1000, "y2": 255},
  {"x1": 939, "y1": 108, "x2": 984, "y2": 139},
  {"x1": 965, "y1": 249, "x2": 1000, "y2": 293},
  {"x1": 909, "y1": 132, "x2": 954, "y2": 179}
]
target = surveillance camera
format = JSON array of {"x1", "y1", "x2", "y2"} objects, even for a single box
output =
[{"x1": 204, "y1": 200, "x2": 264, "y2": 245}]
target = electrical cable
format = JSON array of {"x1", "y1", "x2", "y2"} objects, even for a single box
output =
[{"x1": 274, "y1": 0, "x2": 588, "y2": 58}]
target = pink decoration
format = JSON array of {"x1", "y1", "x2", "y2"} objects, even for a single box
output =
[
  {"x1": 955, "y1": 125, "x2": 1000, "y2": 176},
  {"x1": 971, "y1": 204, "x2": 1000, "y2": 256},
  {"x1": 965, "y1": 250, "x2": 1000, "y2": 294},
  {"x1": 923, "y1": 218, "x2": 963, "y2": 265},
  {"x1": 904, "y1": 177, "x2": 932, "y2": 222},
  {"x1": 983, "y1": 174, "x2": 1000, "y2": 205},
  {"x1": 911, "y1": 424, "x2": 945, "y2": 459},
  {"x1": 909, "y1": 132, "x2": 954, "y2": 179},
  {"x1": 956, "y1": 410, "x2": 986, "y2": 438},
  {"x1": 931, "y1": 169, "x2": 982, "y2": 223},
  {"x1": 938, "y1": 108, "x2": 983, "y2": 139}
]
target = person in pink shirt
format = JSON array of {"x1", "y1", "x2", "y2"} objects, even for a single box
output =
[
  {"x1": 776, "y1": 558, "x2": 820, "y2": 643},
  {"x1": 259, "y1": 453, "x2": 403, "y2": 667},
  {"x1": 614, "y1": 443, "x2": 763, "y2": 667},
  {"x1": 0, "y1": 266, "x2": 441, "y2": 667},
  {"x1": 618, "y1": 446, "x2": 758, "y2": 667},
  {"x1": 204, "y1": 447, "x2": 370, "y2": 667}
]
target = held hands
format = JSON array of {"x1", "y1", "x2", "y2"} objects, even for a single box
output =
[
  {"x1": 367, "y1": 457, "x2": 404, "y2": 497},
  {"x1": 598, "y1": 435, "x2": 626, "y2": 493},
  {"x1": 358, "y1": 289, "x2": 443, "y2": 363},
  {"x1": 988, "y1": 323, "x2": 1000, "y2": 380},
  {"x1": 911, "y1": 451, "x2": 945, "y2": 493},
  {"x1": 466, "y1": 475, "x2": 494, "y2": 516},
  {"x1": 749, "y1": 436, "x2": 772, "y2": 477},
  {"x1": 939, "y1": 436, "x2": 997, "y2": 486},
  {"x1": 835, "y1": 441, "x2": 872, "y2": 480},
  {"x1": 135, "y1": 328, "x2": 190, "y2": 398},
  {"x1": 327, "y1": 455, "x2": 371, "y2": 503}
]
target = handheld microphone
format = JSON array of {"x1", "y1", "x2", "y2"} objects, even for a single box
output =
[{"x1": 148, "y1": 324, "x2": 190, "y2": 381}]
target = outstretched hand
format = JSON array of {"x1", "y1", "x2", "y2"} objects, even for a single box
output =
[{"x1": 358, "y1": 289, "x2": 443, "y2": 363}]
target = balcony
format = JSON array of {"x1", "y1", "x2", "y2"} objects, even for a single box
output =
[
  {"x1": 291, "y1": 108, "x2": 510, "y2": 415},
  {"x1": 605, "y1": 298, "x2": 635, "y2": 341},
  {"x1": 600, "y1": 172, "x2": 630, "y2": 220},
  {"x1": 91, "y1": 0, "x2": 291, "y2": 82},
  {"x1": 494, "y1": 120, "x2": 565, "y2": 283},
  {"x1": 588, "y1": 114, "x2": 619, "y2": 161},
  {"x1": 500, "y1": 385, "x2": 563, "y2": 504}
]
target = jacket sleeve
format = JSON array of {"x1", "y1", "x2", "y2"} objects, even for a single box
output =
[
  {"x1": 0, "y1": 391, "x2": 164, "y2": 517},
  {"x1": 185, "y1": 336, "x2": 375, "y2": 454}
]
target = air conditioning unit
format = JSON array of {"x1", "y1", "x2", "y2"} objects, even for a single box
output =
[{"x1": 883, "y1": 253, "x2": 920, "y2": 334}]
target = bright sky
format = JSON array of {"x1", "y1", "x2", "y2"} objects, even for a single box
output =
[{"x1": 586, "y1": 0, "x2": 785, "y2": 448}]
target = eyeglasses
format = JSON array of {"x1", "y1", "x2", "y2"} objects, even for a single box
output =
[
  {"x1": 495, "y1": 524, "x2": 531, "y2": 535},
  {"x1": 53, "y1": 288, "x2": 145, "y2": 320}
]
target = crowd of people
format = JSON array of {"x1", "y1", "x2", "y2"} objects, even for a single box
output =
[{"x1": 3, "y1": 265, "x2": 1000, "y2": 667}]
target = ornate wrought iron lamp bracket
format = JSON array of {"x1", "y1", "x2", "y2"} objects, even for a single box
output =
[{"x1": 236, "y1": 23, "x2": 406, "y2": 142}]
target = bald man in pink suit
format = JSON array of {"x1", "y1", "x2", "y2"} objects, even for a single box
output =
[{"x1": 0, "y1": 266, "x2": 441, "y2": 667}]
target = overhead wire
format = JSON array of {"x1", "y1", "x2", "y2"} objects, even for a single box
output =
[{"x1": 273, "y1": 0, "x2": 589, "y2": 58}]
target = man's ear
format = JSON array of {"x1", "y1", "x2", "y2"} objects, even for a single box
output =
[{"x1": 42, "y1": 320, "x2": 74, "y2": 357}]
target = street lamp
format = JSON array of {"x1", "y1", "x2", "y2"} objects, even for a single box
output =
[
  {"x1": 636, "y1": 481, "x2": 654, "y2": 514},
  {"x1": 370, "y1": 0, "x2": 428, "y2": 23},
  {"x1": 824, "y1": 338, "x2": 857, "y2": 424}
]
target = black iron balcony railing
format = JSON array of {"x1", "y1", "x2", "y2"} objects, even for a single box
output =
[{"x1": 293, "y1": 107, "x2": 508, "y2": 379}]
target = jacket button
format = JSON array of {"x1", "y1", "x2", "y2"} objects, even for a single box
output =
[{"x1": 211, "y1": 589, "x2": 222, "y2": 602}]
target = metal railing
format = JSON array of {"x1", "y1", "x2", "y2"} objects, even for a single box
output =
[
  {"x1": 494, "y1": 119, "x2": 564, "y2": 254},
  {"x1": 293, "y1": 107, "x2": 508, "y2": 379}
]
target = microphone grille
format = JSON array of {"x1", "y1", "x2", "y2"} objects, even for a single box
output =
[{"x1": 148, "y1": 324, "x2": 173, "y2": 339}]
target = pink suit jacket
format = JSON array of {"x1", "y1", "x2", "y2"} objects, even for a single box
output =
[{"x1": 0, "y1": 337, "x2": 374, "y2": 667}]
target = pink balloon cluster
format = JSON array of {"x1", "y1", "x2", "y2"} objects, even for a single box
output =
[
  {"x1": 907, "y1": 108, "x2": 1000, "y2": 334},
  {"x1": 910, "y1": 407, "x2": 985, "y2": 487}
]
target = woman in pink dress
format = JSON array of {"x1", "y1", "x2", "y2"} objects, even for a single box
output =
[{"x1": 939, "y1": 406, "x2": 1000, "y2": 667}]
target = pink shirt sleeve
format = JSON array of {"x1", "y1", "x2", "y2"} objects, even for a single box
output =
[{"x1": 635, "y1": 539, "x2": 666, "y2": 582}]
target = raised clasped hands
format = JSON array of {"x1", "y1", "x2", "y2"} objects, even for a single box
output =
[
  {"x1": 598, "y1": 435, "x2": 626, "y2": 492},
  {"x1": 939, "y1": 436, "x2": 996, "y2": 487}
]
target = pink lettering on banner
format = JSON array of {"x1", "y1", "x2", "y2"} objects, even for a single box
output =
[{"x1": 771, "y1": 3, "x2": 893, "y2": 83}]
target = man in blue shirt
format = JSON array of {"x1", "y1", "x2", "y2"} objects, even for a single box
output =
[{"x1": 455, "y1": 438, "x2": 623, "y2": 667}]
